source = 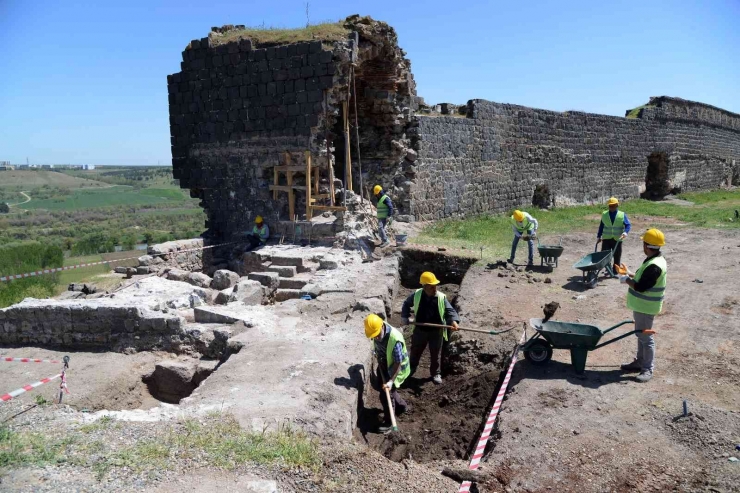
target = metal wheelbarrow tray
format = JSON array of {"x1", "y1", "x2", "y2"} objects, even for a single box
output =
[
  {"x1": 573, "y1": 241, "x2": 619, "y2": 288},
  {"x1": 522, "y1": 318, "x2": 638, "y2": 373},
  {"x1": 537, "y1": 237, "x2": 564, "y2": 268}
]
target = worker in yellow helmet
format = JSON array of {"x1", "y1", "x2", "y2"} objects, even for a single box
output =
[
  {"x1": 364, "y1": 314, "x2": 410, "y2": 433},
  {"x1": 401, "y1": 271, "x2": 460, "y2": 385},
  {"x1": 373, "y1": 185, "x2": 394, "y2": 248},
  {"x1": 597, "y1": 197, "x2": 631, "y2": 273},
  {"x1": 245, "y1": 216, "x2": 270, "y2": 252},
  {"x1": 618, "y1": 228, "x2": 667, "y2": 383},
  {"x1": 508, "y1": 209, "x2": 539, "y2": 267}
]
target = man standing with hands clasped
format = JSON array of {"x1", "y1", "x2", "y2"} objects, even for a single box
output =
[{"x1": 619, "y1": 228, "x2": 667, "y2": 383}]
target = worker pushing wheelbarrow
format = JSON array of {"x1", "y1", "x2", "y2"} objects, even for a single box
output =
[
  {"x1": 522, "y1": 317, "x2": 646, "y2": 373},
  {"x1": 573, "y1": 240, "x2": 626, "y2": 288}
]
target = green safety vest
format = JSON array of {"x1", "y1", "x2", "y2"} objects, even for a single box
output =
[
  {"x1": 626, "y1": 255, "x2": 667, "y2": 316},
  {"x1": 386, "y1": 325, "x2": 410, "y2": 388},
  {"x1": 601, "y1": 210, "x2": 625, "y2": 240},
  {"x1": 377, "y1": 194, "x2": 390, "y2": 219},
  {"x1": 510, "y1": 215, "x2": 533, "y2": 234},
  {"x1": 412, "y1": 289, "x2": 449, "y2": 341},
  {"x1": 252, "y1": 224, "x2": 269, "y2": 243}
]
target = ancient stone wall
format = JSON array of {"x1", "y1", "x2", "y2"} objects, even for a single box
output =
[
  {"x1": 168, "y1": 17, "x2": 417, "y2": 242},
  {"x1": 410, "y1": 98, "x2": 740, "y2": 220}
]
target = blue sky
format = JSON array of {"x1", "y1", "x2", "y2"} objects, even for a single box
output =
[{"x1": 1, "y1": 0, "x2": 738, "y2": 166}]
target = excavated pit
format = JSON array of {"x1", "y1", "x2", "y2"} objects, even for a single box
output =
[{"x1": 356, "y1": 249, "x2": 514, "y2": 463}]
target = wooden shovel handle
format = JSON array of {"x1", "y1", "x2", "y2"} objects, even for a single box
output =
[{"x1": 383, "y1": 386, "x2": 398, "y2": 430}]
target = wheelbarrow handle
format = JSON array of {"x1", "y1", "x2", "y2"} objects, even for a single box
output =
[
  {"x1": 594, "y1": 328, "x2": 649, "y2": 350},
  {"x1": 600, "y1": 319, "x2": 635, "y2": 335}
]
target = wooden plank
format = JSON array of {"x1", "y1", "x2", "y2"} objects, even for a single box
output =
[
  {"x1": 311, "y1": 205, "x2": 347, "y2": 211},
  {"x1": 305, "y1": 151, "x2": 312, "y2": 221},
  {"x1": 313, "y1": 165, "x2": 319, "y2": 195},
  {"x1": 287, "y1": 170, "x2": 294, "y2": 221}
]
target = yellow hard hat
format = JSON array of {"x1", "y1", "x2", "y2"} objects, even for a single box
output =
[
  {"x1": 420, "y1": 271, "x2": 440, "y2": 286},
  {"x1": 255, "y1": 216, "x2": 263, "y2": 223},
  {"x1": 513, "y1": 210, "x2": 525, "y2": 222},
  {"x1": 364, "y1": 314, "x2": 384, "y2": 339},
  {"x1": 641, "y1": 228, "x2": 665, "y2": 247},
  {"x1": 373, "y1": 185, "x2": 382, "y2": 195},
  {"x1": 607, "y1": 197, "x2": 619, "y2": 206}
]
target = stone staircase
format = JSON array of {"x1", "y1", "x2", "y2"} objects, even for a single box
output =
[{"x1": 244, "y1": 254, "x2": 316, "y2": 302}]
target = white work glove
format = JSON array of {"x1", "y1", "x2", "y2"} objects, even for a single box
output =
[
  {"x1": 530, "y1": 231, "x2": 537, "y2": 239},
  {"x1": 619, "y1": 275, "x2": 629, "y2": 284},
  {"x1": 401, "y1": 317, "x2": 410, "y2": 325},
  {"x1": 619, "y1": 233, "x2": 627, "y2": 240},
  {"x1": 383, "y1": 380, "x2": 393, "y2": 390}
]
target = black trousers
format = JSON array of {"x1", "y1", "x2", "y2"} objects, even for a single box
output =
[
  {"x1": 601, "y1": 238, "x2": 623, "y2": 266},
  {"x1": 409, "y1": 329, "x2": 444, "y2": 377},
  {"x1": 244, "y1": 234, "x2": 262, "y2": 252},
  {"x1": 378, "y1": 361, "x2": 408, "y2": 422}
]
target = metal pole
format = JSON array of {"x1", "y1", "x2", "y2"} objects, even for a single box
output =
[{"x1": 351, "y1": 65, "x2": 364, "y2": 203}]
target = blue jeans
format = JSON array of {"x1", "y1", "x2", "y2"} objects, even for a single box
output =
[
  {"x1": 378, "y1": 218, "x2": 388, "y2": 242},
  {"x1": 633, "y1": 311, "x2": 656, "y2": 372},
  {"x1": 510, "y1": 235, "x2": 534, "y2": 264}
]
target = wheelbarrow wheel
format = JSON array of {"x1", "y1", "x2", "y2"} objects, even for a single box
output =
[{"x1": 524, "y1": 340, "x2": 553, "y2": 365}]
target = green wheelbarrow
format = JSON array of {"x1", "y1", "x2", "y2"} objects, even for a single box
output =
[{"x1": 522, "y1": 318, "x2": 639, "y2": 373}]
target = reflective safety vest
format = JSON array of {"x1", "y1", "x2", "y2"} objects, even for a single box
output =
[
  {"x1": 252, "y1": 224, "x2": 269, "y2": 243},
  {"x1": 510, "y1": 215, "x2": 533, "y2": 234},
  {"x1": 386, "y1": 325, "x2": 410, "y2": 388},
  {"x1": 412, "y1": 289, "x2": 449, "y2": 341},
  {"x1": 626, "y1": 255, "x2": 667, "y2": 316},
  {"x1": 601, "y1": 210, "x2": 625, "y2": 240},
  {"x1": 377, "y1": 194, "x2": 390, "y2": 219}
]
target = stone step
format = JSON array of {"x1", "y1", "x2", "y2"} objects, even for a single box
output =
[
  {"x1": 275, "y1": 288, "x2": 302, "y2": 302},
  {"x1": 247, "y1": 272, "x2": 280, "y2": 292},
  {"x1": 269, "y1": 256, "x2": 305, "y2": 268},
  {"x1": 260, "y1": 261, "x2": 273, "y2": 269},
  {"x1": 278, "y1": 277, "x2": 308, "y2": 289},
  {"x1": 266, "y1": 265, "x2": 297, "y2": 278}
]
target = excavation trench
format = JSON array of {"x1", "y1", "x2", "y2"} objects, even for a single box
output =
[{"x1": 355, "y1": 249, "x2": 513, "y2": 463}]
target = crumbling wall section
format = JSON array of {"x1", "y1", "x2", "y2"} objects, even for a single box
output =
[{"x1": 410, "y1": 97, "x2": 740, "y2": 219}]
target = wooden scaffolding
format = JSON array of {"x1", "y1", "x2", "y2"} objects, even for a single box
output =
[{"x1": 269, "y1": 151, "x2": 346, "y2": 221}]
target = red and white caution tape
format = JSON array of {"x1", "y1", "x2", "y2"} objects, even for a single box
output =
[
  {"x1": 2, "y1": 357, "x2": 62, "y2": 364},
  {"x1": 458, "y1": 330, "x2": 526, "y2": 493},
  {"x1": 0, "y1": 241, "x2": 234, "y2": 283},
  {"x1": 0, "y1": 374, "x2": 62, "y2": 402}
]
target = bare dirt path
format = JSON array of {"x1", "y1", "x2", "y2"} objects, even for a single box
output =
[{"x1": 456, "y1": 226, "x2": 740, "y2": 492}]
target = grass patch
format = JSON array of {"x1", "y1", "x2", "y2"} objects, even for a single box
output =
[
  {"x1": 22, "y1": 186, "x2": 183, "y2": 211},
  {"x1": 0, "y1": 425, "x2": 73, "y2": 469},
  {"x1": 212, "y1": 22, "x2": 348, "y2": 47},
  {"x1": 625, "y1": 104, "x2": 655, "y2": 119},
  {"x1": 416, "y1": 191, "x2": 740, "y2": 259}
]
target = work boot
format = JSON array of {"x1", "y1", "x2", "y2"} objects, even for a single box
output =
[
  {"x1": 620, "y1": 359, "x2": 641, "y2": 372},
  {"x1": 635, "y1": 370, "x2": 653, "y2": 383},
  {"x1": 432, "y1": 374, "x2": 443, "y2": 385},
  {"x1": 378, "y1": 422, "x2": 395, "y2": 434}
]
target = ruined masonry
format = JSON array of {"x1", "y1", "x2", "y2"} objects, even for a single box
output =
[{"x1": 168, "y1": 16, "x2": 740, "y2": 240}]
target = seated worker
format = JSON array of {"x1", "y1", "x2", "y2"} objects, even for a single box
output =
[{"x1": 245, "y1": 216, "x2": 269, "y2": 251}]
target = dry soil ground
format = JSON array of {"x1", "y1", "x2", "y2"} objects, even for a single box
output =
[{"x1": 1, "y1": 225, "x2": 739, "y2": 492}]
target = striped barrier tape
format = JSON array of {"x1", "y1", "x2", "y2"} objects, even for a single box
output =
[
  {"x1": 0, "y1": 241, "x2": 235, "y2": 283},
  {"x1": 0, "y1": 374, "x2": 62, "y2": 402},
  {"x1": 458, "y1": 330, "x2": 526, "y2": 493},
  {"x1": 2, "y1": 357, "x2": 62, "y2": 364}
]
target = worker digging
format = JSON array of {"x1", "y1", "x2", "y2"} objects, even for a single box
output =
[
  {"x1": 619, "y1": 228, "x2": 668, "y2": 383},
  {"x1": 596, "y1": 196, "x2": 631, "y2": 273},
  {"x1": 364, "y1": 314, "x2": 410, "y2": 433},
  {"x1": 373, "y1": 184, "x2": 394, "y2": 248},
  {"x1": 401, "y1": 271, "x2": 460, "y2": 385},
  {"x1": 508, "y1": 209, "x2": 539, "y2": 267}
]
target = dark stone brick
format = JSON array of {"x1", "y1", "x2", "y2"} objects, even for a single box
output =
[
  {"x1": 228, "y1": 43, "x2": 239, "y2": 54},
  {"x1": 306, "y1": 90, "x2": 322, "y2": 103},
  {"x1": 260, "y1": 71, "x2": 273, "y2": 83},
  {"x1": 274, "y1": 70, "x2": 288, "y2": 81},
  {"x1": 300, "y1": 66, "x2": 314, "y2": 78},
  {"x1": 296, "y1": 43, "x2": 309, "y2": 55},
  {"x1": 296, "y1": 92, "x2": 308, "y2": 104},
  {"x1": 294, "y1": 79, "x2": 305, "y2": 92},
  {"x1": 284, "y1": 80, "x2": 294, "y2": 92},
  {"x1": 276, "y1": 46, "x2": 288, "y2": 59},
  {"x1": 319, "y1": 50, "x2": 333, "y2": 63},
  {"x1": 266, "y1": 47, "x2": 275, "y2": 60},
  {"x1": 289, "y1": 67, "x2": 302, "y2": 80},
  {"x1": 320, "y1": 76, "x2": 334, "y2": 89},
  {"x1": 305, "y1": 77, "x2": 319, "y2": 91},
  {"x1": 314, "y1": 64, "x2": 327, "y2": 76},
  {"x1": 269, "y1": 59, "x2": 282, "y2": 70},
  {"x1": 239, "y1": 39, "x2": 253, "y2": 52},
  {"x1": 309, "y1": 41, "x2": 322, "y2": 53},
  {"x1": 253, "y1": 49, "x2": 266, "y2": 61}
]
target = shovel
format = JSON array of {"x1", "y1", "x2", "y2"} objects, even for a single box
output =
[
  {"x1": 383, "y1": 385, "x2": 399, "y2": 433},
  {"x1": 403, "y1": 322, "x2": 514, "y2": 336}
]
